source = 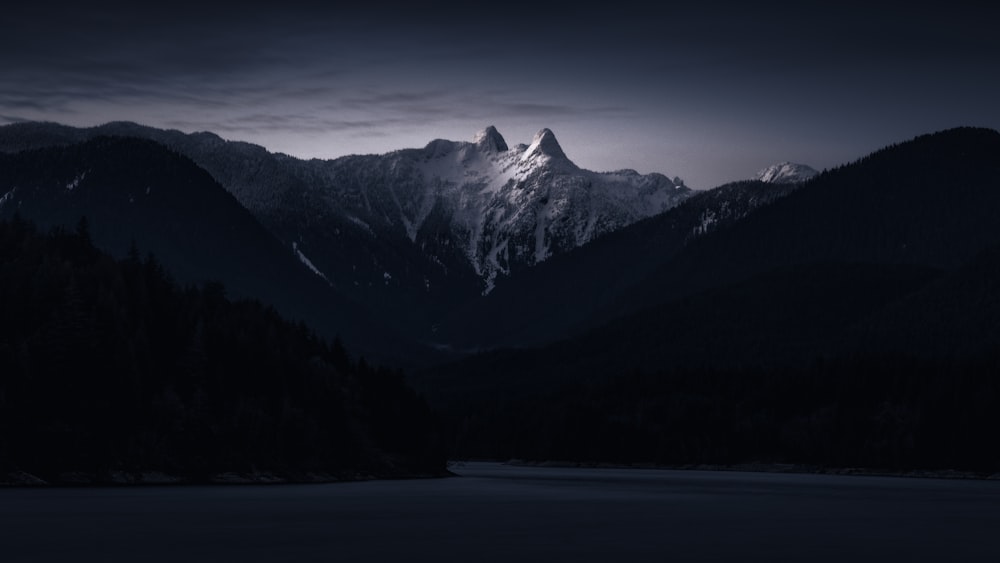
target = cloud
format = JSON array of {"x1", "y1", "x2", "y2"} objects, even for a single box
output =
[
  {"x1": 155, "y1": 85, "x2": 638, "y2": 144},
  {"x1": 0, "y1": 93, "x2": 60, "y2": 112},
  {"x1": 2, "y1": 2, "x2": 650, "y2": 142},
  {"x1": 494, "y1": 102, "x2": 631, "y2": 118},
  {"x1": 0, "y1": 114, "x2": 31, "y2": 124},
  {"x1": 164, "y1": 114, "x2": 411, "y2": 136},
  {"x1": 5, "y1": 1, "x2": 997, "y2": 191}
]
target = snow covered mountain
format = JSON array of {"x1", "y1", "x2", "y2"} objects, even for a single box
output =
[
  {"x1": 755, "y1": 162, "x2": 819, "y2": 184},
  {"x1": 0, "y1": 122, "x2": 689, "y2": 295},
  {"x1": 0, "y1": 121, "x2": 691, "y2": 338},
  {"x1": 312, "y1": 126, "x2": 690, "y2": 293}
]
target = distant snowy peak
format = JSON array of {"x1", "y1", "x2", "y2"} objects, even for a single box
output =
[{"x1": 756, "y1": 162, "x2": 818, "y2": 184}]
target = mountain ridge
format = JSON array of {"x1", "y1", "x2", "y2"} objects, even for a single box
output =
[
  {"x1": 0, "y1": 136, "x2": 427, "y2": 364},
  {"x1": 0, "y1": 216, "x2": 446, "y2": 483},
  {"x1": 0, "y1": 121, "x2": 692, "y2": 333},
  {"x1": 414, "y1": 127, "x2": 1000, "y2": 471}
]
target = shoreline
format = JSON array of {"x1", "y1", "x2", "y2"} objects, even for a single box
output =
[
  {"x1": 10, "y1": 458, "x2": 1000, "y2": 486},
  {"x1": 470, "y1": 459, "x2": 1000, "y2": 481},
  {"x1": 1, "y1": 468, "x2": 454, "y2": 488}
]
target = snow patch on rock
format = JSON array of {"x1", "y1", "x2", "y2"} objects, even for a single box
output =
[
  {"x1": 293, "y1": 241, "x2": 331, "y2": 285},
  {"x1": 756, "y1": 162, "x2": 818, "y2": 184}
]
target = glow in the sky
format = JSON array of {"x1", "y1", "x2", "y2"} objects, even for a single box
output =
[{"x1": 3, "y1": 2, "x2": 998, "y2": 188}]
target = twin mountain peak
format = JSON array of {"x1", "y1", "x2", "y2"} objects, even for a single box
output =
[
  {"x1": 459, "y1": 125, "x2": 568, "y2": 170},
  {"x1": 398, "y1": 125, "x2": 695, "y2": 290},
  {"x1": 0, "y1": 120, "x2": 806, "y2": 303},
  {"x1": 472, "y1": 125, "x2": 565, "y2": 159}
]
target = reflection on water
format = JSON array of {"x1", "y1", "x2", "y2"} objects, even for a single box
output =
[{"x1": 2, "y1": 462, "x2": 1000, "y2": 562}]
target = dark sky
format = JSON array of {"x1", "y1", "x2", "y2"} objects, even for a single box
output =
[{"x1": 3, "y1": 2, "x2": 997, "y2": 188}]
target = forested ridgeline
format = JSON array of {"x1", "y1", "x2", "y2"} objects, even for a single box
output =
[
  {"x1": 444, "y1": 358, "x2": 1000, "y2": 474},
  {"x1": 421, "y1": 128, "x2": 1000, "y2": 474},
  {"x1": 430, "y1": 256, "x2": 1000, "y2": 474},
  {"x1": 0, "y1": 217, "x2": 446, "y2": 484}
]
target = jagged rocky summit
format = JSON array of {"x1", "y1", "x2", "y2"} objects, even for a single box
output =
[
  {"x1": 0, "y1": 122, "x2": 692, "y2": 332},
  {"x1": 307, "y1": 125, "x2": 693, "y2": 294}
]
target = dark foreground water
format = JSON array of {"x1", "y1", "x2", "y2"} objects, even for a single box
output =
[{"x1": 3, "y1": 462, "x2": 1000, "y2": 562}]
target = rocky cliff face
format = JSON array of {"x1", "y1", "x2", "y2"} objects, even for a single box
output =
[{"x1": 310, "y1": 126, "x2": 690, "y2": 293}]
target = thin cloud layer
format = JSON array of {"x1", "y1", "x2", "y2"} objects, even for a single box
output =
[{"x1": 3, "y1": 2, "x2": 998, "y2": 188}]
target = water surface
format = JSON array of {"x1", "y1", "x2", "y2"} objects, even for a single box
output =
[{"x1": 3, "y1": 462, "x2": 999, "y2": 561}]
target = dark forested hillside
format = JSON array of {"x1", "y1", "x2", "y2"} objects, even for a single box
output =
[
  {"x1": 444, "y1": 358, "x2": 1000, "y2": 473},
  {"x1": 417, "y1": 128, "x2": 1000, "y2": 473},
  {"x1": 436, "y1": 128, "x2": 1000, "y2": 351},
  {"x1": 427, "y1": 258, "x2": 1000, "y2": 472},
  {"x1": 6, "y1": 125, "x2": 1000, "y2": 477},
  {"x1": 0, "y1": 218, "x2": 445, "y2": 484},
  {"x1": 0, "y1": 122, "x2": 487, "y2": 345},
  {"x1": 0, "y1": 136, "x2": 430, "y2": 365},
  {"x1": 611, "y1": 127, "x2": 1000, "y2": 318}
]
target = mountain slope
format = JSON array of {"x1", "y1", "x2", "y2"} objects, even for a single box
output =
[
  {"x1": 435, "y1": 179, "x2": 800, "y2": 348},
  {"x1": 0, "y1": 122, "x2": 691, "y2": 336},
  {"x1": 606, "y1": 127, "x2": 1000, "y2": 325},
  {"x1": 0, "y1": 137, "x2": 420, "y2": 363},
  {"x1": 419, "y1": 261, "x2": 940, "y2": 404},
  {"x1": 333, "y1": 126, "x2": 690, "y2": 295},
  {"x1": 855, "y1": 242, "x2": 1000, "y2": 359},
  {"x1": 0, "y1": 218, "x2": 445, "y2": 483},
  {"x1": 414, "y1": 127, "x2": 1000, "y2": 469}
]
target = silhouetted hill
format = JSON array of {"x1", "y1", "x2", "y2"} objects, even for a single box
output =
[
  {"x1": 855, "y1": 242, "x2": 1000, "y2": 359},
  {"x1": 0, "y1": 218, "x2": 446, "y2": 484},
  {"x1": 612, "y1": 127, "x2": 1000, "y2": 318},
  {"x1": 0, "y1": 136, "x2": 430, "y2": 364},
  {"x1": 0, "y1": 136, "x2": 295, "y2": 289},
  {"x1": 416, "y1": 127, "x2": 1000, "y2": 472},
  {"x1": 425, "y1": 254, "x2": 1000, "y2": 470},
  {"x1": 436, "y1": 128, "x2": 1000, "y2": 351}
]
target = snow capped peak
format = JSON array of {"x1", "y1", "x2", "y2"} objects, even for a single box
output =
[
  {"x1": 473, "y1": 125, "x2": 508, "y2": 152},
  {"x1": 525, "y1": 128, "x2": 567, "y2": 161},
  {"x1": 755, "y1": 162, "x2": 818, "y2": 184},
  {"x1": 423, "y1": 138, "x2": 459, "y2": 158},
  {"x1": 395, "y1": 125, "x2": 690, "y2": 293}
]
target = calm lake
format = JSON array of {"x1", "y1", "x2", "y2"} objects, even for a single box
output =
[{"x1": 3, "y1": 462, "x2": 1000, "y2": 561}]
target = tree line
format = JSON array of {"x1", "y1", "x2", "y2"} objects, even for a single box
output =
[{"x1": 0, "y1": 216, "x2": 445, "y2": 483}]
